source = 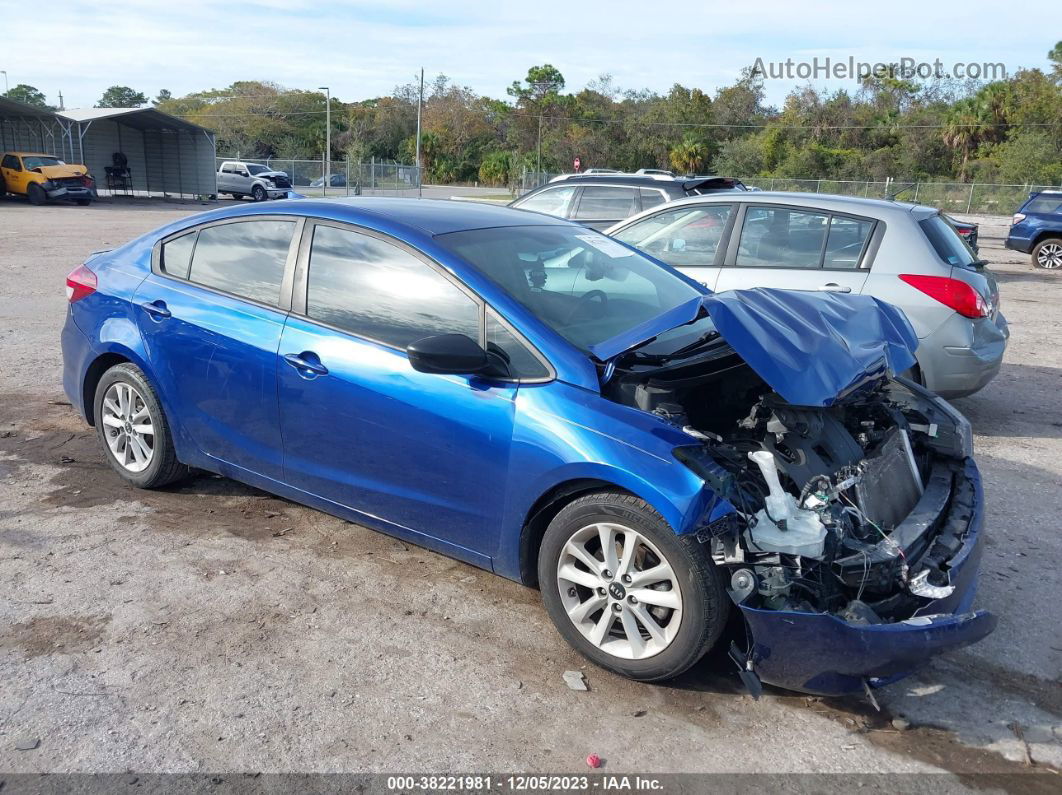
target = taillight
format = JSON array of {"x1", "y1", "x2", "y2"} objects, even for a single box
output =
[
  {"x1": 66, "y1": 264, "x2": 97, "y2": 303},
  {"x1": 899, "y1": 274, "x2": 990, "y2": 319},
  {"x1": 1012, "y1": 213, "x2": 1026, "y2": 225}
]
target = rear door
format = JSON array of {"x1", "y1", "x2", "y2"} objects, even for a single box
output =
[
  {"x1": 714, "y1": 204, "x2": 873, "y2": 295},
  {"x1": 570, "y1": 185, "x2": 639, "y2": 230},
  {"x1": 133, "y1": 217, "x2": 300, "y2": 479},
  {"x1": 276, "y1": 221, "x2": 521, "y2": 562},
  {"x1": 217, "y1": 162, "x2": 235, "y2": 192},
  {"x1": 610, "y1": 202, "x2": 736, "y2": 289},
  {"x1": 1, "y1": 154, "x2": 27, "y2": 194}
]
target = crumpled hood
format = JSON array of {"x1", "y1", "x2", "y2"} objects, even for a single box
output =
[
  {"x1": 701, "y1": 288, "x2": 918, "y2": 407},
  {"x1": 257, "y1": 170, "x2": 287, "y2": 179},
  {"x1": 36, "y1": 164, "x2": 88, "y2": 179}
]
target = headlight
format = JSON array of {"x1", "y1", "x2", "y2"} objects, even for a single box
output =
[{"x1": 42, "y1": 180, "x2": 56, "y2": 190}]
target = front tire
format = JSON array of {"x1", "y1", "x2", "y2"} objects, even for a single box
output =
[
  {"x1": 538, "y1": 492, "x2": 728, "y2": 682},
  {"x1": 252, "y1": 185, "x2": 267, "y2": 202},
  {"x1": 1032, "y1": 238, "x2": 1062, "y2": 269},
  {"x1": 27, "y1": 183, "x2": 47, "y2": 205},
  {"x1": 94, "y1": 363, "x2": 187, "y2": 489},
  {"x1": 76, "y1": 198, "x2": 91, "y2": 206}
]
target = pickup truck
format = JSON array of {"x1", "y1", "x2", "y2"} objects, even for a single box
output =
[
  {"x1": 1, "y1": 151, "x2": 95, "y2": 205},
  {"x1": 217, "y1": 160, "x2": 292, "y2": 201}
]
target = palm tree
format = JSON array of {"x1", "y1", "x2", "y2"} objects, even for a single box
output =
[
  {"x1": 669, "y1": 136, "x2": 709, "y2": 175},
  {"x1": 941, "y1": 98, "x2": 984, "y2": 181}
]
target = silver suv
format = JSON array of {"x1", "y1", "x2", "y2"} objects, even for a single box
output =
[
  {"x1": 608, "y1": 193, "x2": 1008, "y2": 398},
  {"x1": 217, "y1": 160, "x2": 291, "y2": 201}
]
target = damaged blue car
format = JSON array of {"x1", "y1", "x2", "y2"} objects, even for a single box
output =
[{"x1": 61, "y1": 199, "x2": 995, "y2": 695}]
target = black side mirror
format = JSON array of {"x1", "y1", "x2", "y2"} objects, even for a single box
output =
[{"x1": 407, "y1": 334, "x2": 490, "y2": 375}]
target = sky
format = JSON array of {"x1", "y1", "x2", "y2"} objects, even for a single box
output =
[{"x1": 1, "y1": 0, "x2": 1057, "y2": 110}]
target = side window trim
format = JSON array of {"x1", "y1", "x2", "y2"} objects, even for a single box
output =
[
  {"x1": 150, "y1": 216, "x2": 305, "y2": 312},
  {"x1": 292, "y1": 218, "x2": 555, "y2": 382}
]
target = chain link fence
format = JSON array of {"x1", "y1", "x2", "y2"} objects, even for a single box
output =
[
  {"x1": 216, "y1": 157, "x2": 421, "y2": 196},
  {"x1": 517, "y1": 168, "x2": 1060, "y2": 215}
]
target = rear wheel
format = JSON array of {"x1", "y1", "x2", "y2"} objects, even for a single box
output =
[
  {"x1": 538, "y1": 492, "x2": 728, "y2": 681},
  {"x1": 252, "y1": 184, "x2": 267, "y2": 202},
  {"x1": 75, "y1": 198, "x2": 91, "y2": 206},
  {"x1": 1032, "y1": 238, "x2": 1062, "y2": 269},
  {"x1": 94, "y1": 363, "x2": 187, "y2": 489},
  {"x1": 27, "y1": 183, "x2": 46, "y2": 205},
  {"x1": 230, "y1": 193, "x2": 243, "y2": 200}
]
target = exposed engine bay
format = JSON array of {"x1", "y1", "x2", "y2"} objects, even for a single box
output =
[{"x1": 605, "y1": 336, "x2": 975, "y2": 626}]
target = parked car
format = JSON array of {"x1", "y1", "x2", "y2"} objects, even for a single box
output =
[
  {"x1": 310, "y1": 173, "x2": 347, "y2": 188},
  {"x1": 945, "y1": 215, "x2": 978, "y2": 253},
  {"x1": 608, "y1": 193, "x2": 1008, "y2": 399},
  {"x1": 1, "y1": 151, "x2": 95, "y2": 205},
  {"x1": 511, "y1": 174, "x2": 747, "y2": 230},
  {"x1": 61, "y1": 198, "x2": 994, "y2": 695},
  {"x1": 217, "y1": 160, "x2": 292, "y2": 201},
  {"x1": 1006, "y1": 190, "x2": 1062, "y2": 269}
]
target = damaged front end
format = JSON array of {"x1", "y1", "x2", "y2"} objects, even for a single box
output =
[{"x1": 602, "y1": 288, "x2": 996, "y2": 695}]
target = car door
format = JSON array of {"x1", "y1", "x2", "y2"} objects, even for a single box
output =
[
  {"x1": 714, "y1": 204, "x2": 873, "y2": 295},
  {"x1": 1, "y1": 154, "x2": 27, "y2": 194},
  {"x1": 276, "y1": 221, "x2": 520, "y2": 563},
  {"x1": 133, "y1": 217, "x2": 300, "y2": 480},
  {"x1": 232, "y1": 163, "x2": 253, "y2": 193},
  {"x1": 570, "y1": 185, "x2": 639, "y2": 230},
  {"x1": 217, "y1": 162, "x2": 235, "y2": 192},
  {"x1": 610, "y1": 203, "x2": 736, "y2": 289}
]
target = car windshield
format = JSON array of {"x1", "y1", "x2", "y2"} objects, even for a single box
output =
[
  {"x1": 920, "y1": 214, "x2": 978, "y2": 267},
  {"x1": 22, "y1": 156, "x2": 64, "y2": 169},
  {"x1": 246, "y1": 164, "x2": 269, "y2": 175},
  {"x1": 436, "y1": 225, "x2": 705, "y2": 353}
]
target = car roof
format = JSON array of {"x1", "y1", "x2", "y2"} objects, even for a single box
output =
[
  {"x1": 179, "y1": 197, "x2": 571, "y2": 238},
  {"x1": 642, "y1": 191, "x2": 936, "y2": 215},
  {"x1": 5, "y1": 151, "x2": 57, "y2": 157}
]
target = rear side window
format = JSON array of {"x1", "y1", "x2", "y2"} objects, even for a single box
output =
[
  {"x1": 306, "y1": 224, "x2": 480, "y2": 348},
  {"x1": 824, "y1": 216, "x2": 874, "y2": 269},
  {"x1": 1024, "y1": 195, "x2": 1062, "y2": 214},
  {"x1": 188, "y1": 220, "x2": 295, "y2": 305},
  {"x1": 736, "y1": 207, "x2": 829, "y2": 268},
  {"x1": 919, "y1": 215, "x2": 977, "y2": 266},
  {"x1": 513, "y1": 185, "x2": 576, "y2": 218},
  {"x1": 574, "y1": 186, "x2": 637, "y2": 220},
  {"x1": 638, "y1": 189, "x2": 667, "y2": 211},
  {"x1": 161, "y1": 231, "x2": 196, "y2": 279},
  {"x1": 1, "y1": 154, "x2": 20, "y2": 170}
]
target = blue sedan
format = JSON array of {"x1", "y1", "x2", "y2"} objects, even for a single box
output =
[{"x1": 61, "y1": 198, "x2": 994, "y2": 694}]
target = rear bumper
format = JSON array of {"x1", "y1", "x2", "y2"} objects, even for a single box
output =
[
  {"x1": 61, "y1": 309, "x2": 96, "y2": 422},
  {"x1": 1004, "y1": 233, "x2": 1033, "y2": 253},
  {"x1": 739, "y1": 457, "x2": 994, "y2": 696},
  {"x1": 918, "y1": 311, "x2": 1009, "y2": 399}
]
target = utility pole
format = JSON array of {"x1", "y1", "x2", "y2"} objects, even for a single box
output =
[
  {"x1": 1, "y1": 71, "x2": 7, "y2": 93},
  {"x1": 537, "y1": 114, "x2": 543, "y2": 180},
  {"x1": 530, "y1": 80, "x2": 558, "y2": 183},
  {"x1": 58, "y1": 91, "x2": 64, "y2": 111},
  {"x1": 415, "y1": 67, "x2": 424, "y2": 198},
  {"x1": 318, "y1": 86, "x2": 330, "y2": 194}
]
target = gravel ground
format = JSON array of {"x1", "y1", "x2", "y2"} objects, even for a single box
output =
[{"x1": 0, "y1": 198, "x2": 1058, "y2": 785}]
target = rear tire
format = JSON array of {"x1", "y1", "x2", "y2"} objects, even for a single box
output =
[
  {"x1": 93, "y1": 363, "x2": 187, "y2": 489},
  {"x1": 76, "y1": 199, "x2": 91, "y2": 206},
  {"x1": 538, "y1": 491, "x2": 728, "y2": 682},
  {"x1": 1032, "y1": 238, "x2": 1062, "y2": 270},
  {"x1": 230, "y1": 193, "x2": 243, "y2": 200},
  {"x1": 27, "y1": 183, "x2": 46, "y2": 205}
]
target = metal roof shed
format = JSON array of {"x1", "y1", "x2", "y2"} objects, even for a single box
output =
[
  {"x1": 60, "y1": 107, "x2": 217, "y2": 199},
  {"x1": 0, "y1": 97, "x2": 76, "y2": 160}
]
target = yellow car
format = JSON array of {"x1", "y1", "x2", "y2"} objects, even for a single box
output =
[{"x1": 0, "y1": 151, "x2": 96, "y2": 206}]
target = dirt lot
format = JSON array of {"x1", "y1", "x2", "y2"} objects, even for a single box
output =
[{"x1": 0, "y1": 198, "x2": 1059, "y2": 783}]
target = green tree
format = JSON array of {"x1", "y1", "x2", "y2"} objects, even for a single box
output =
[
  {"x1": 478, "y1": 150, "x2": 512, "y2": 185},
  {"x1": 1049, "y1": 40, "x2": 1062, "y2": 82},
  {"x1": 97, "y1": 86, "x2": 148, "y2": 108},
  {"x1": 941, "y1": 98, "x2": 985, "y2": 181},
  {"x1": 669, "y1": 134, "x2": 709, "y2": 174},
  {"x1": 2, "y1": 84, "x2": 52, "y2": 109},
  {"x1": 153, "y1": 89, "x2": 173, "y2": 106}
]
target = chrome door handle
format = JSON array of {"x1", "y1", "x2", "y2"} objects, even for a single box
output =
[
  {"x1": 283, "y1": 352, "x2": 329, "y2": 376},
  {"x1": 817, "y1": 283, "x2": 852, "y2": 293},
  {"x1": 141, "y1": 300, "x2": 171, "y2": 319}
]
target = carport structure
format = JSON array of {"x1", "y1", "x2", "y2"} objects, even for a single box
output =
[
  {"x1": 60, "y1": 107, "x2": 217, "y2": 199},
  {"x1": 0, "y1": 96, "x2": 77, "y2": 161}
]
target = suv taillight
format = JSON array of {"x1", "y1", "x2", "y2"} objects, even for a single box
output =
[
  {"x1": 66, "y1": 264, "x2": 97, "y2": 303},
  {"x1": 899, "y1": 274, "x2": 990, "y2": 319},
  {"x1": 1012, "y1": 213, "x2": 1026, "y2": 225}
]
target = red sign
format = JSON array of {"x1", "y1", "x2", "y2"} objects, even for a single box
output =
[{"x1": 573, "y1": 157, "x2": 581, "y2": 172}]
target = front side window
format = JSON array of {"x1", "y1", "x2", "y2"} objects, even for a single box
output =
[
  {"x1": 736, "y1": 207, "x2": 830, "y2": 269},
  {"x1": 486, "y1": 312, "x2": 549, "y2": 379},
  {"x1": 161, "y1": 231, "x2": 196, "y2": 279},
  {"x1": 436, "y1": 225, "x2": 703, "y2": 352},
  {"x1": 613, "y1": 205, "x2": 732, "y2": 268},
  {"x1": 513, "y1": 186, "x2": 576, "y2": 218},
  {"x1": 188, "y1": 220, "x2": 295, "y2": 305},
  {"x1": 574, "y1": 186, "x2": 637, "y2": 221},
  {"x1": 306, "y1": 224, "x2": 480, "y2": 349}
]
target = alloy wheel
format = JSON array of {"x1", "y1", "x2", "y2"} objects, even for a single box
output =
[
  {"x1": 101, "y1": 381, "x2": 155, "y2": 473},
  {"x1": 1037, "y1": 243, "x2": 1062, "y2": 269},
  {"x1": 556, "y1": 522, "x2": 683, "y2": 660}
]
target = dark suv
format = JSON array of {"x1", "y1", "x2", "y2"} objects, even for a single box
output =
[
  {"x1": 509, "y1": 174, "x2": 746, "y2": 230},
  {"x1": 1006, "y1": 191, "x2": 1062, "y2": 269}
]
